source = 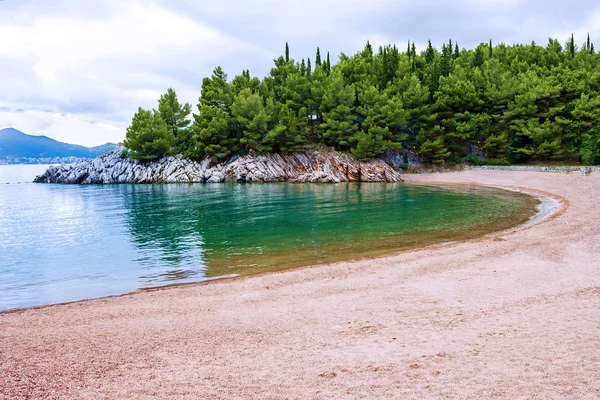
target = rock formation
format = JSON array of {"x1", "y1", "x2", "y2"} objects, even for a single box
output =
[{"x1": 34, "y1": 145, "x2": 403, "y2": 184}]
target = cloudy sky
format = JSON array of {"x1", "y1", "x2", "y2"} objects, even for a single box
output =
[{"x1": 0, "y1": 0, "x2": 598, "y2": 146}]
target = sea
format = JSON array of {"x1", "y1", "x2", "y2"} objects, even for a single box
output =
[{"x1": 0, "y1": 164, "x2": 537, "y2": 310}]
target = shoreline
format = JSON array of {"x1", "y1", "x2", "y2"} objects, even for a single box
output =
[
  {"x1": 0, "y1": 180, "x2": 558, "y2": 315},
  {"x1": 2, "y1": 170, "x2": 599, "y2": 399}
]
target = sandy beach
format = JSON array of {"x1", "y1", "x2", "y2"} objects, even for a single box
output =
[{"x1": 1, "y1": 170, "x2": 599, "y2": 399}]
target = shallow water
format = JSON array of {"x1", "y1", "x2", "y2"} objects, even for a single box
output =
[{"x1": 0, "y1": 165, "x2": 538, "y2": 310}]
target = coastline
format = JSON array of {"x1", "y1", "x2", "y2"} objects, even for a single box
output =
[
  {"x1": 2, "y1": 170, "x2": 599, "y2": 399},
  {"x1": 0, "y1": 181, "x2": 548, "y2": 314}
]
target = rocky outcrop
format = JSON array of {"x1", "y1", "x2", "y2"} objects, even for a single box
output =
[{"x1": 34, "y1": 145, "x2": 403, "y2": 184}]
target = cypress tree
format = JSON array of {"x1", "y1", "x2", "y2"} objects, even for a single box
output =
[
  {"x1": 407, "y1": 40, "x2": 411, "y2": 56},
  {"x1": 285, "y1": 42, "x2": 290, "y2": 63},
  {"x1": 307, "y1": 57, "x2": 312, "y2": 77},
  {"x1": 300, "y1": 58, "x2": 306, "y2": 76},
  {"x1": 364, "y1": 40, "x2": 373, "y2": 57},
  {"x1": 587, "y1": 33, "x2": 591, "y2": 51},
  {"x1": 440, "y1": 44, "x2": 451, "y2": 77},
  {"x1": 592, "y1": 43, "x2": 595, "y2": 54},
  {"x1": 316, "y1": 47, "x2": 322, "y2": 66},
  {"x1": 326, "y1": 51, "x2": 331, "y2": 74},
  {"x1": 568, "y1": 33, "x2": 576, "y2": 58},
  {"x1": 425, "y1": 40, "x2": 435, "y2": 63},
  {"x1": 454, "y1": 43, "x2": 459, "y2": 59},
  {"x1": 489, "y1": 39, "x2": 493, "y2": 58},
  {"x1": 411, "y1": 42, "x2": 417, "y2": 58}
]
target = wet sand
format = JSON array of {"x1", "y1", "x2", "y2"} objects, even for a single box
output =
[{"x1": 1, "y1": 170, "x2": 599, "y2": 399}]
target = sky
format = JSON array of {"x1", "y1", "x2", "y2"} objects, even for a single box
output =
[{"x1": 0, "y1": 0, "x2": 599, "y2": 147}]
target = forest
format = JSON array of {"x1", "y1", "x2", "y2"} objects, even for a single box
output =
[{"x1": 124, "y1": 35, "x2": 600, "y2": 165}]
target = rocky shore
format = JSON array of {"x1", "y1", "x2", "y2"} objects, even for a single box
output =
[{"x1": 34, "y1": 145, "x2": 403, "y2": 184}]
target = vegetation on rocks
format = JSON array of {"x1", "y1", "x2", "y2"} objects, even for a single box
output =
[{"x1": 124, "y1": 35, "x2": 600, "y2": 165}]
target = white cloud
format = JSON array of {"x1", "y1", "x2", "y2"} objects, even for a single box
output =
[
  {"x1": 0, "y1": 0, "x2": 267, "y2": 145},
  {"x1": 551, "y1": 10, "x2": 600, "y2": 45}
]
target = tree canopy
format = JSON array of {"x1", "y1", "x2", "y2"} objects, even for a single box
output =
[{"x1": 124, "y1": 36, "x2": 600, "y2": 165}]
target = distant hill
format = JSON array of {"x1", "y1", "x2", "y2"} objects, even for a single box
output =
[{"x1": 0, "y1": 128, "x2": 117, "y2": 162}]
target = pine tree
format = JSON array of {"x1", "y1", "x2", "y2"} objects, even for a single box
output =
[
  {"x1": 320, "y1": 71, "x2": 357, "y2": 149},
  {"x1": 483, "y1": 134, "x2": 509, "y2": 158},
  {"x1": 285, "y1": 42, "x2": 290, "y2": 63},
  {"x1": 232, "y1": 88, "x2": 270, "y2": 152},
  {"x1": 124, "y1": 108, "x2": 174, "y2": 160},
  {"x1": 472, "y1": 45, "x2": 485, "y2": 67},
  {"x1": 157, "y1": 88, "x2": 192, "y2": 152},
  {"x1": 418, "y1": 137, "x2": 450, "y2": 164},
  {"x1": 263, "y1": 102, "x2": 308, "y2": 152},
  {"x1": 190, "y1": 66, "x2": 237, "y2": 159}
]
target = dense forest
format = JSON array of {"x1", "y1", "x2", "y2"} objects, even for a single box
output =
[{"x1": 124, "y1": 35, "x2": 600, "y2": 165}]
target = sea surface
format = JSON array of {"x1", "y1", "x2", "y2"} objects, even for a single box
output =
[{"x1": 0, "y1": 164, "x2": 538, "y2": 311}]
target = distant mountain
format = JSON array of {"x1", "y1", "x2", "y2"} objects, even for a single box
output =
[{"x1": 0, "y1": 128, "x2": 117, "y2": 162}]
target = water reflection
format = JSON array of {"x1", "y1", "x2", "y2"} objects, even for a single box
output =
[
  {"x1": 119, "y1": 182, "x2": 535, "y2": 280},
  {"x1": 119, "y1": 184, "x2": 207, "y2": 286},
  {"x1": 0, "y1": 170, "x2": 537, "y2": 310}
]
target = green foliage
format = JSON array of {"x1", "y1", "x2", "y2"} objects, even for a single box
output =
[
  {"x1": 418, "y1": 137, "x2": 450, "y2": 164},
  {"x1": 462, "y1": 153, "x2": 484, "y2": 165},
  {"x1": 232, "y1": 88, "x2": 270, "y2": 152},
  {"x1": 124, "y1": 108, "x2": 174, "y2": 160},
  {"x1": 124, "y1": 35, "x2": 600, "y2": 165},
  {"x1": 158, "y1": 88, "x2": 192, "y2": 153},
  {"x1": 320, "y1": 71, "x2": 357, "y2": 149}
]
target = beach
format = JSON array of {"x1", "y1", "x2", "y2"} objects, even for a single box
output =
[{"x1": 1, "y1": 170, "x2": 599, "y2": 399}]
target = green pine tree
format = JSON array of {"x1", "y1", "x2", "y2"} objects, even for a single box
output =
[
  {"x1": 418, "y1": 137, "x2": 450, "y2": 164},
  {"x1": 124, "y1": 108, "x2": 174, "y2": 160},
  {"x1": 190, "y1": 66, "x2": 237, "y2": 159},
  {"x1": 157, "y1": 88, "x2": 192, "y2": 152}
]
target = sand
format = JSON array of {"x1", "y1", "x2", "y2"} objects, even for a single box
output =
[{"x1": 1, "y1": 170, "x2": 599, "y2": 399}]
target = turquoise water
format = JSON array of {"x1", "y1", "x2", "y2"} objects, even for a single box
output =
[{"x1": 0, "y1": 165, "x2": 537, "y2": 311}]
